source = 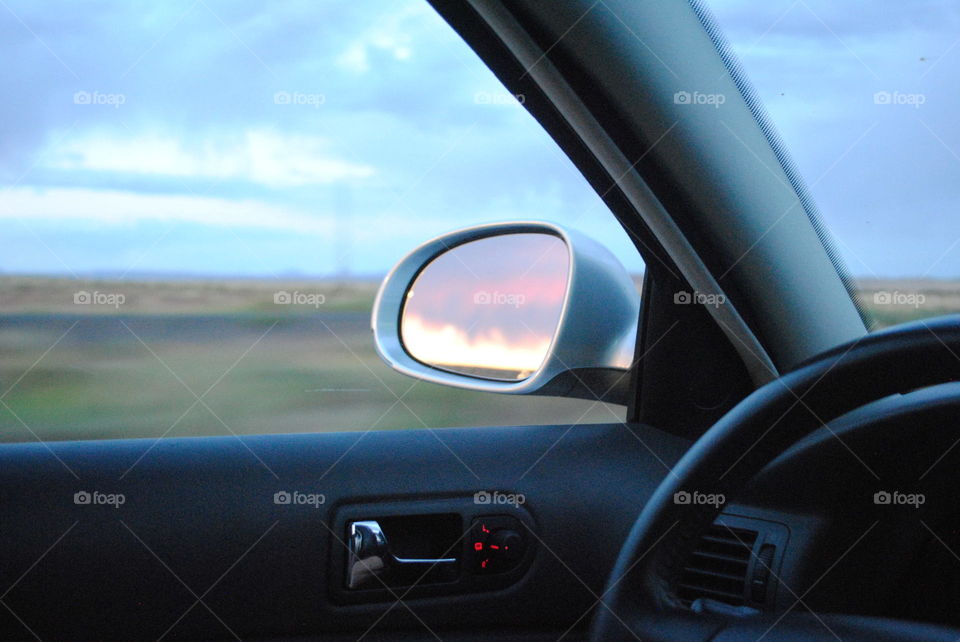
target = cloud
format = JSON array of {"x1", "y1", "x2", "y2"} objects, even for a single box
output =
[
  {"x1": 0, "y1": 0, "x2": 647, "y2": 278},
  {"x1": 0, "y1": 186, "x2": 334, "y2": 234},
  {"x1": 401, "y1": 314, "x2": 551, "y2": 376},
  {"x1": 334, "y1": 2, "x2": 429, "y2": 73},
  {"x1": 7, "y1": 0, "x2": 954, "y2": 278},
  {"x1": 44, "y1": 129, "x2": 374, "y2": 188}
]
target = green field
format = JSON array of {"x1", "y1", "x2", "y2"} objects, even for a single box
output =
[
  {"x1": 0, "y1": 277, "x2": 625, "y2": 442},
  {"x1": 0, "y1": 276, "x2": 955, "y2": 443}
]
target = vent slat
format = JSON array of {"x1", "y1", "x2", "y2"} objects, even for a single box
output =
[
  {"x1": 677, "y1": 583, "x2": 744, "y2": 601},
  {"x1": 690, "y1": 550, "x2": 750, "y2": 565},
  {"x1": 683, "y1": 566, "x2": 747, "y2": 582},
  {"x1": 701, "y1": 534, "x2": 756, "y2": 547}
]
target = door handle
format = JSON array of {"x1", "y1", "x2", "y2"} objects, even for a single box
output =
[{"x1": 347, "y1": 520, "x2": 456, "y2": 589}]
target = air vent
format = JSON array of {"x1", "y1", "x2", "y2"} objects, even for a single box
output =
[{"x1": 678, "y1": 524, "x2": 758, "y2": 607}]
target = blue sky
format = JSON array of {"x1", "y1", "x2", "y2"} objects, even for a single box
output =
[
  {"x1": 709, "y1": 0, "x2": 960, "y2": 279},
  {"x1": 1, "y1": 0, "x2": 958, "y2": 279}
]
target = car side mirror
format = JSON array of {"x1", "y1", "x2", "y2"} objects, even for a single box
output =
[{"x1": 372, "y1": 222, "x2": 640, "y2": 403}]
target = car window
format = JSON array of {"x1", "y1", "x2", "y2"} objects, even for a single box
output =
[
  {"x1": 0, "y1": 0, "x2": 644, "y2": 442},
  {"x1": 703, "y1": 0, "x2": 960, "y2": 329}
]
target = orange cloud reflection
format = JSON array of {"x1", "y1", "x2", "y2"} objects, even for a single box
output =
[{"x1": 402, "y1": 314, "x2": 551, "y2": 380}]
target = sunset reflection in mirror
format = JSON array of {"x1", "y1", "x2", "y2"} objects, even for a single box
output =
[{"x1": 400, "y1": 233, "x2": 569, "y2": 381}]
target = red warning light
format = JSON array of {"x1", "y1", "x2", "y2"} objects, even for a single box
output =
[
  {"x1": 489, "y1": 545, "x2": 500, "y2": 550},
  {"x1": 481, "y1": 524, "x2": 490, "y2": 534},
  {"x1": 474, "y1": 541, "x2": 483, "y2": 551},
  {"x1": 481, "y1": 559, "x2": 489, "y2": 569}
]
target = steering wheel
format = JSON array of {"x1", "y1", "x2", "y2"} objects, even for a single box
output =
[{"x1": 591, "y1": 315, "x2": 960, "y2": 641}]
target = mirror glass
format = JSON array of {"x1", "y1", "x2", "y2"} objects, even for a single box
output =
[{"x1": 400, "y1": 233, "x2": 569, "y2": 381}]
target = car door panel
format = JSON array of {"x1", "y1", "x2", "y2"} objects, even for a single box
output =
[{"x1": 0, "y1": 423, "x2": 689, "y2": 639}]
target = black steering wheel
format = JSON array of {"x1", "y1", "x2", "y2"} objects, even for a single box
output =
[{"x1": 591, "y1": 315, "x2": 960, "y2": 641}]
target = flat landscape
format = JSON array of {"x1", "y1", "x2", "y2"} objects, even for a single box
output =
[
  {"x1": 0, "y1": 276, "x2": 955, "y2": 443},
  {"x1": 0, "y1": 276, "x2": 625, "y2": 443}
]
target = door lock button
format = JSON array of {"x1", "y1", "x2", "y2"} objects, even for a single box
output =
[{"x1": 470, "y1": 516, "x2": 527, "y2": 573}]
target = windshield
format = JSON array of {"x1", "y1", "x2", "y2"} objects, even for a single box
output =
[{"x1": 704, "y1": 0, "x2": 960, "y2": 328}]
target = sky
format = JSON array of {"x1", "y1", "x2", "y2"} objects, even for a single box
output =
[
  {"x1": 1, "y1": 0, "x2": 959, "y2": 279},
  {"x1": 706, "y1": 0, "x2": 960, "y2": 279}
]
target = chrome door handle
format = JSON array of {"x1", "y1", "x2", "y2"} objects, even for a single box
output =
[{"x1": 347, "y1": 520, "x2": 456, "y2": 589}]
